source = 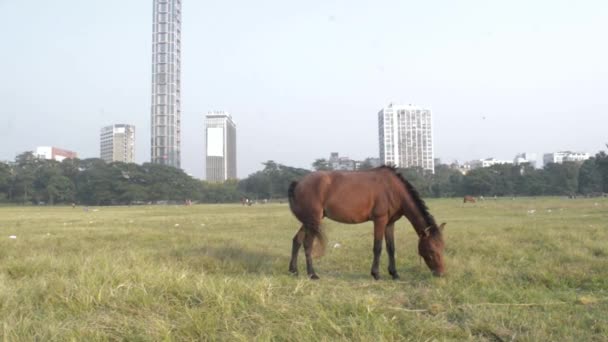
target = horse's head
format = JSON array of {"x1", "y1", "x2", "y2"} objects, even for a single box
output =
[{"x1": 418, "y1": 222, "x2": 446, "y2": 277}]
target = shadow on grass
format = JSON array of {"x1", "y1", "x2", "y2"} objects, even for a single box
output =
[
  {"x1": 161, "y1": 242, "x2": 287, "y2": 275},
  {"x1": 309, "y1": 263, "x2": 436, "y2": 284}
]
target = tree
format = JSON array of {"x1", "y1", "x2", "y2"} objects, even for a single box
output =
[
  {"x1": 47, "y1": 175, "x2": 75, "y2": 204},
  {"x1": 357, "y1": 158, "x2": 375, "y2": 171},
  {"x1": 399, "y1": 167, "x2": 432, "y2": 197},
  {"x1": 0, "y1": 162, "x2": 11, "y2": 202},
  {"x1": 312, "y1": 158, "x2": 332, "y2": 171},
  {"x1": 200, "y1": 179, "x2": 240, "y2": 203},
  {"x1": 463, "y1": 168, "x2": 496, "y2": 195},
  {"x1": 516, "y1": 166, "x2": 546, "y2": 196},
  {"x1": 12, "y1": 152, "x2": 40, "y2": 204},
  {"x1": 595, "y1": 151, "x2": 608, "y2": 193},
  {"x1": 431, "y1": 164, "x2": 464, "y2": 197},
  {"x1": 238, "y1": 161, "x2": 309, "y2": 200},
  {"x1": 578, "y1": 158, "x2": 602, "y2": 195},
  {"x1": 33, "y1": 160, "x2": 64, "y2": 204},
  {"x1": 543, "y1": 162, "x2": 580, "y2": 196},
  {"x1": 76, "y1": 159, "x2": 119, "y2": 205},
  {"x1": 141, "y1": 162, "x2": 200, "y2": 203}
]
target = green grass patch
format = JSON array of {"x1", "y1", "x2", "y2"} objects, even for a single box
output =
[{"x1": 0, "y1": 198, "x2": 607, "y2": 340}]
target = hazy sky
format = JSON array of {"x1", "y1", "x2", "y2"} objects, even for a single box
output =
[{"x1": 1, "y1": 0, "x2": 607, "y2": 178}]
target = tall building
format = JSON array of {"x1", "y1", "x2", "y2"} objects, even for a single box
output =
[
  {"x1": 378, "y1": 103, "x2": 434, "y2": 173},
  {"x1": 35, "y1": 147, "x2": 77, "y2": 162},
  {"x1": 205, "y1": 112, "x2": 237, "y2": 182},
  {"x1": 100, "y1": 124, "x2": 136, "y2": 163},
  {"x1": 150, "y1": 0, "x2": 182, "y2": 168}
]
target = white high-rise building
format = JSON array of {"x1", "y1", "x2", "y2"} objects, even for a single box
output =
[
  {"x1": 378, "y1": 103, "x2": 434, "y2": 173},
  {"x1": 205, "y1": 112, "x2": 237, "y2": 182},
  {"x1": 150, "y1": 0, "x2": 182, "y2": 168},
  {"x1": 100, "y1": 124, "x2": 136, "y2": 163}
]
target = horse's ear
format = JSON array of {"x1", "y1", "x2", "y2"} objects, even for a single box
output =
[{"x1": 439, "y1": 222, "x2": 447, "y2": 231}]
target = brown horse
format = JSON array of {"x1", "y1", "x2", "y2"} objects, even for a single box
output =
[
  {"x1": 463, "y1": 195, "x2": 476, "y2": 203},
  {"x1": 288, "y1": 166, "x2": 446, "y2": 280}
]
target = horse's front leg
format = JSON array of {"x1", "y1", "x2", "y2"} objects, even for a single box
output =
[
  {"x1": 371, "y1": 217, "x2": 388, "y2": 280},
  {"x1": 385, "y1": 223, "x2": 399, "y2": 280},
  {"x1": 288, "y1": 225, "x2": 305, "y2": 275}
]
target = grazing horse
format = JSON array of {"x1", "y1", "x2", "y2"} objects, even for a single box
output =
[
  {"x1": 463, "y1": 195, "x2": 476, "y2": 204},
  {"x1": 288, "y1": 166, "x2": 446, "y2": 280}
]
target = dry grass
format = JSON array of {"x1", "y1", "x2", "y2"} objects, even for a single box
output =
[{"x1": 1, "y1": 197, "x2": 607, "y2": 340}]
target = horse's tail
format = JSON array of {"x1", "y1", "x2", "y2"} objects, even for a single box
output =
[
  {"x1": 288, "y1": 180, "x2": 326, "y2": 258},
  {"x1": 287, "y1": 181, "x2": 298, "y2": 212}
]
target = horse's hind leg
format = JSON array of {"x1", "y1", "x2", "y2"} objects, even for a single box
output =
[
  {"x1": 371, "y1": 217, "x2": 388, "y2": 280},
  {"x1": 385, "y1": 223, "x2": 399, "y2": 280},
  {"x1": 289, "y1": 225, "x2": 305, "y2": 275},
  {"x1": 303, "y1": 225, "x2": 319, "y2": 280}
]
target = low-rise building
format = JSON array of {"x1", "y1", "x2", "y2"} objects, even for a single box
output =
[
  {"x1": 468, "y1": 158, "x2": 513, "y2": 169},
  {"x1": 514, "y1": 152, "x2": 537, "y2": 168},
  {"x1": 449, "y1": 161, "x2": 472, "y2": 175},
  {"x1": 35, "y1": 146, "x2": 77, "y2": 162},
  {"x1": 329, "y1": 152, "x2": 356, "y2": 171},
  {"x1": 543, "y1": 151, "x2": 590, "y2": 165}
]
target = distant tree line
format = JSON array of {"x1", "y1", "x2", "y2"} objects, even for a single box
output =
[
  {"x1": 0, "y1": 153, "x2": 307, "y2": 205},
  {"x1": 395, "y1": 151, "x2": 608, "y2": 198},
  {"x1": 1, "y1": 150, "x2": 607, "y2": 206}
]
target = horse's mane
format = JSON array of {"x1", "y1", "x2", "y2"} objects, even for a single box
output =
[{"x1": 376, "y1": 165, "x2": 438, "y2": 230}]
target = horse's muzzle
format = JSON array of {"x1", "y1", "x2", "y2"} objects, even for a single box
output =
[{"x1": 432, "y1": 270, "x2": 444, "y2": 277}]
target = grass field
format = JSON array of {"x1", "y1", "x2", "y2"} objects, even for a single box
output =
[{"x1": 1, "y1": 197, "x2": 607, "y2": 341}]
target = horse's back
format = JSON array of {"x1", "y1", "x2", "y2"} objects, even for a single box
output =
[{"x1": 290, "y1": 170, "x2": 394, "y2": 224}]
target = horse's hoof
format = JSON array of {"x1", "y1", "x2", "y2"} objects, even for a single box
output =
[
  {"x1": 391, "y1": 274, "x2": 400, "y2": 280},
  {"x1": 309, "y1": 274, "x2": 320, "y2": 280},
  {"x1": 371, "y1": 272, "x2": 380, "y2": 280},
  {"x1": 289, "y1": 270, "x2": 298, "y2": 276}
]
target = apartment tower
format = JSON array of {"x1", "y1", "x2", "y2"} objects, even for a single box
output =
[
  {"x1": 100, "y1": 124, "x2": 136, "y2": 163},
  {"x1": 378, "y1": 103, "x2": 434, "y2": 173},
  {"x1": 150, "y1": 0, "x2": 182, "y2": 167},
  {"x1": 205, "y1": 112, "x2": 237, "y2": 182}
]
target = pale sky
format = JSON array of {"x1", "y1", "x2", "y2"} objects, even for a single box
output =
[{"x1": 1, "y1": 0, "x2": 607, "y2": 178}]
